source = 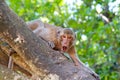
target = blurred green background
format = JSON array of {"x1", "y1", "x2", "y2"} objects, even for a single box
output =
[{"x1": 6, "y1": 0, "x2": 120, "y2": 80}]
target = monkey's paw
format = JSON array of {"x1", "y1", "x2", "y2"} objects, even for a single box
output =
[{"x1": 48, "y1": 41, "x2": 55, "y2": 48}]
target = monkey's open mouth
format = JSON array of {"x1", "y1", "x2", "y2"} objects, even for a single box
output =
[{"x1": 62, "y1": 46, "x2": 67, "y2": 51}]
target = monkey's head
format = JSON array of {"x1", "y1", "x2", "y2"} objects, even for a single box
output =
[{"x1": 58, "y1": 28, "x2": 76, "y2": 52}]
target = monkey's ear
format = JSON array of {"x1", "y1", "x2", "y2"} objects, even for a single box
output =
[
  {"x1": 74, "y1": 31, "x2": 78, "y2": 39},
  {"x1": 56, "y1": 29, "x2": 61, "y2": 38},
  {"x1": 74, "y1": 33, "x2": 76, "y2": 39},
  {"x1": 57, "y1": 30, "x2": 61, "y2": 34},
  {"x1": 56, "y1": 28, "x2": 63, "y2": 38},
  {"x1": 57, "y1": 28, "x2": 63, "y2": 35}
]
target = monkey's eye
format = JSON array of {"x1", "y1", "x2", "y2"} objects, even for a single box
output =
[
  {"x1": 62, "y1": 35, "x2": 66, "y2": 38},
  {"x1": 68, "y1": 37, "x2": 72, "y2": 39}
]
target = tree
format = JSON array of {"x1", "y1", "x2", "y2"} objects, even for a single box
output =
[
  {"x1": 6, "y1": 0, "x2": 120, "y2": 80},
  {"x1": 0, "y1": 0, "x2": 99, "y2": 80}
]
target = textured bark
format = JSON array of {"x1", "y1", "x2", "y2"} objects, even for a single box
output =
[
  {"x1": 0, "y1": 0, "x2": 100, "y2": 80},
  {"x1": 0, "y1": 64, "x2": 30, "y2": 80},
  {"x1": 0, "y1": 41, "x2": 32, "y2": 76}
]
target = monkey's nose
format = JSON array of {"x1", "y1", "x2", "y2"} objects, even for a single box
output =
[{"x1": 63, "y1": 42, "x2": 68, "y2": 46}]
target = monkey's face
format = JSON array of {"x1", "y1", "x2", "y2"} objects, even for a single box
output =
[
  {"x1": 61, "y1": 34, "x2": 74, "y2": 52},
  {"x1": 58, "y1": 28, "x2": 75, "y2": 52}
]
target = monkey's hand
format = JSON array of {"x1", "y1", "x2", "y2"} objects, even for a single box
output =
[{"x1": 48, "y1": 41, "x2": 55, "y2": 49}]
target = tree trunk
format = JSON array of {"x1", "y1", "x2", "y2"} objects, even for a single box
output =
[{"x1": 0, "y1": 0, "x2": 100, "y2": 80}]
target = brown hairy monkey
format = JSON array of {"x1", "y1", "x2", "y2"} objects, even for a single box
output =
[{"x1": 27, "y1": 19, "x2": 80, "y2": 66}]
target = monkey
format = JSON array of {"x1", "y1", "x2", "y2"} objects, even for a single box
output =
[{"x1": 27, "y1": 19, "x2": 80, "y2": 66}]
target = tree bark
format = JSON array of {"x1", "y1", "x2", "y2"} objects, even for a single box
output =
[
  {"x1": 0, "y1": 41, "x2": 32, "y2": 77},
  {"x1": 0, "y1": 0, "x2": 100, "y2": 80},
  {"x1": 0, "y1": 64, "x2": 30, "y2": 80}
]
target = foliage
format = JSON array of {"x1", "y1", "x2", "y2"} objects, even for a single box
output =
[{"x1": 6, "y1": 0, "x2": 120, "y2": 80}]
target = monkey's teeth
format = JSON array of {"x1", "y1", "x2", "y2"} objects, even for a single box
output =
[{"x1": 63, "y1": 46, "x2": 67, "y2": 51}]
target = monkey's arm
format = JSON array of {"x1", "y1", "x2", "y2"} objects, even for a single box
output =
[{"x1": 67, "y1": 46, "x2": 80, "y2": 66}]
